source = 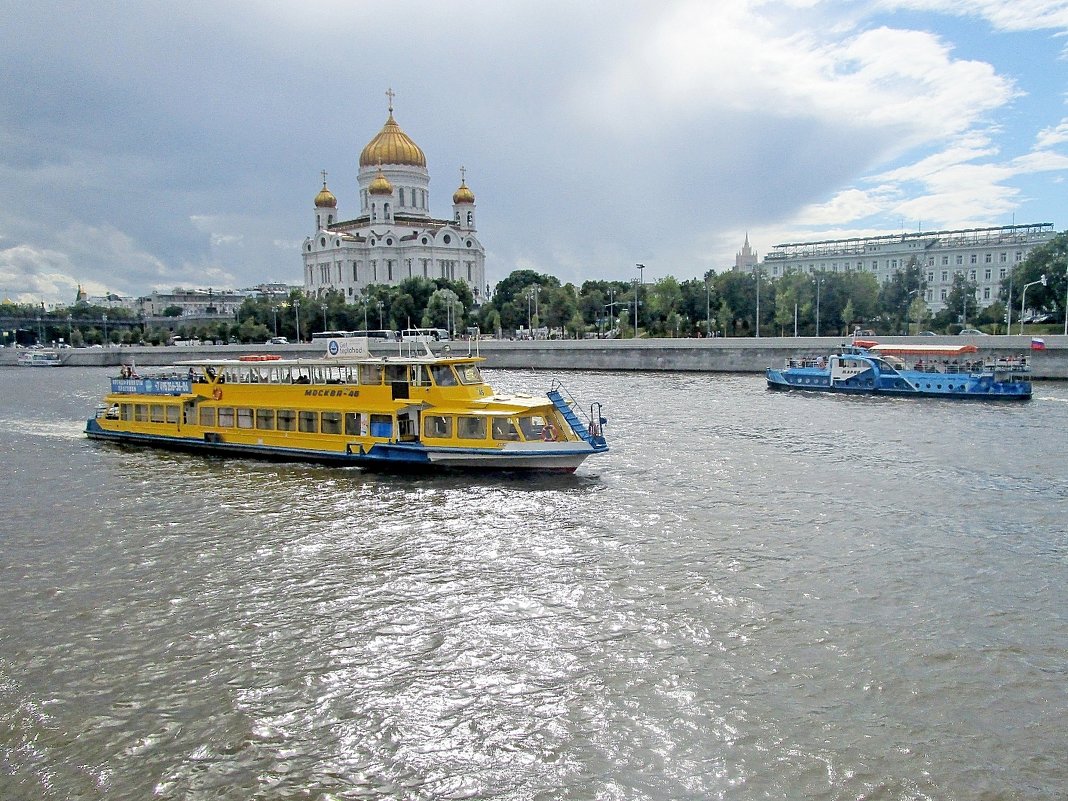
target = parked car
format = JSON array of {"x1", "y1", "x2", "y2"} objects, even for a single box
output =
[
  {"x1": 958, "y1": 328, "x2": 987, "y2": 335},
  {"x1": 268, "y1": 336, "x2": 289, "y2": 345},
  {"x1": 918, "y1": 331, "x2": 937, "y2": 336}
]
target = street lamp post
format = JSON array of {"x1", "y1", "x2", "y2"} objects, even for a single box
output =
[
  {"x1": 755, "y1": 269, "x2": 761, "y2": 338},
  {"x1": 294, "y1": 301, "x2": 301, "y2": 342},
  {"x1": 705, "y1": 280, "x2": 711, "y2": 337},
  {"x1": 67, "y1": 315, "x2": 72, "y2": 345},
  {"x1": 905, "y1": 288, "x2": 919, "y2": 336},
  {"x1": 815, "y1": 273, "x2": 822, "y2": 336},
  {"x1": 376, "y1": 300, "x2": 384, "y2": 329},
  {"x1": 272, "y1": 306, "x2": 278, "y2": 337},
  {"x1": 634, "y1": 264, "x2": 645, "y2": 338},
  {"x1": 102, "y1": 313, "x2": 108, "y2": 347},
  {"x1": 1020, "y1": 275, "x2": 1047, "y2": 335},
  {"x1": 1006, "y1": 269, "x2": 1015, "y2": 332}
]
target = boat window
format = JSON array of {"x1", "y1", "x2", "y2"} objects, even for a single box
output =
[
  {"x1": 457, "y1": 416, "x2": 487, "y2": 440},
  {"x1": 369, "y1": 414, "x2": 393, "y2": 438},
  {"x1": 277, "y1": 409, "x2": 296, "y2": 431},
  {"x1": 199, "y1": 407, "x2": 216, "y2": 427},
  {"x1": 134, "y1": 404, "x2": 148, "y2": 422},
  {"x1": 431, "y1": 365, "x2": 457, "y2": 386},
  {"x1": 292, "y1": 367, "x2": 311, "y2": 384},
  {"x1": 237, "y1": 408, "x2": 254, "y2": 429},
  {"x1": 218, "y1": 407, "x2": 235, "y2": 427},
  {"x1": 299, "y1": 411, "x2": 319, "y2": 432},
  {"x1": 121, "y1": 404, "x2": 133, "y2": 422},
  {"x1": 360, "y1": 364, "x2": 383, "y2": 385},
  {"x1": 517, "y1": 415, "x2": 547, "y2": 440},
  {"x1": 166, "y1": 406, "x2": 180, "y2": 424},
  {"x1": 344, "y1": 412, "x2": 363, "y2": 436},
  {"x1": 150, "y1": 404, "x2": 165, "y2": 423},
  {"x1": 385, "y1": 364, "x2": 408, "y2": 384},
  {"x1": 321, "y1": 411, "x2": 342, "y2": 434},
  {"x1": 423, "y1": 414, "x2": 452, "y2": 439},
  {"x1": 411, "y1": 365, "x2": 431, "y2": 387},
  {"x1": 256, "y1": 409, "x2": 275, "y2": 430},
  {"x1": 456, "y1": 364, "x2": 483, "y2": 385},
  {"x1": 183, "y1": 403, "x2": 196, "y2": 425},
  {"x1": 492, "y1": 418, "x2": 520, "y2": 440}
]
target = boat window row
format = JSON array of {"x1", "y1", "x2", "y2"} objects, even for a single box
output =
[
  {"x1": 199, "y1": 362, "x2": 483, "y2": 387},
  {"x1": 114, "y1": 401, "x2": 553, "y2": 442}
]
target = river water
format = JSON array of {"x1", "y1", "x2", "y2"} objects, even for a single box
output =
[{"x1": 1, "y1": 366, "x2": 1066, "y2": 800}]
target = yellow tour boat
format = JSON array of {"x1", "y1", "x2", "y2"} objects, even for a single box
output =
[{"x1": 85, "y1": 338, "x2": 609, "y2": 472}]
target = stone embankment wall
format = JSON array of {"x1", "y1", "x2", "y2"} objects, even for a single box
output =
[{"x1": 3, "y1": 336, "x2": 1066, "y2": 378}]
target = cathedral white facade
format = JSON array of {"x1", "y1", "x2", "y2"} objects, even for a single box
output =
[{"x1": 302, "y1": 97, "x2": 487, "y2": 303}]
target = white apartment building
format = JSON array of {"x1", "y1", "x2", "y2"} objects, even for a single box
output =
[{"x1": 758, "y1": 223, "x2": 1056, "y2": 313}]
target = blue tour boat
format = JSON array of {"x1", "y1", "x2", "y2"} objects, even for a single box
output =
[{"x1": 766, "y1": 340, "x2": 1032, "y2": 400}]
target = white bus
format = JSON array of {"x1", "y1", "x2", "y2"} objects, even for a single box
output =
[
  {"x1": 401, "y1": 328, "x2": 451, "y2": 342},
  {"x1": 312, "y1": 329, "x2": 399, "y2": 342}
]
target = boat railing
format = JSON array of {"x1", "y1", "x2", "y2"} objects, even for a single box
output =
[
  {"x1": 785, "y1": 356, "x2": 827, "y2": 369},
  {"x1": 985, "y1": 356, "x2": 1030, "y2": 372},
  {"x1": 549, "y1": 378, "x2": 605, "y2": 438}
]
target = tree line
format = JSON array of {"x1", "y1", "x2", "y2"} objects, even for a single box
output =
[{"x1": 6, "y1": 230, "x2": 1065, "y2": 346}]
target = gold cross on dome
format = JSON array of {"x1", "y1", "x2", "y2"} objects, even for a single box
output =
[
  {"x1": 320, "y1": 169, "x2": 328, "y2": 186},
  {"x1": 386, "y1": 87, "x2": 395, "y2": 113}
]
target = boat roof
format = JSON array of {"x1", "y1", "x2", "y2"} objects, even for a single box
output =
[
  {"x1": 868, "y1": 343, "x2": 979, "y2": 356},
  {"x1": 174, "y1": 353, "x2": 485, "y2": 368}
]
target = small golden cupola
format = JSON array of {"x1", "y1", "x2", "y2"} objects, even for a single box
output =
[
  {"x1": 368, "y1": 167, "x2": 393, "y2": 195},
  {"x1": 314, "y1": 178, "x2": 337, "y2": 209},
  {"x1": 452, "y1": 178, "x2": 475, "y2": 204}
]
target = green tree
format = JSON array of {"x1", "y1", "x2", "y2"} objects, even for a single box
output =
[
  {"x1": 945, "y1": 273, "x2": 980, "y2": 329},
  {"x1": 647, "y1": 277, "x2": 684, "y2": 335},
  {"x1": 879, "y1": 257, "x2": 927, "y2": 333},
  {"x1": 1003, "y1": 229, "x2": 1068, "y2": 324}
]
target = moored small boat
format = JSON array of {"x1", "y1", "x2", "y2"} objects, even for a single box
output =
[
  {"x1": 85, "y1": 338, "x2": 610, "y2": 472},
  {"x1": 17, "y1": 349, "x2": 63, "y2": 367},
  {"x1": 766, "y1": 340, "x2": 1032, "y2": 400}
]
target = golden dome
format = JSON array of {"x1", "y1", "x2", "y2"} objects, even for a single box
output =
[
  {"x1": 314, "y1": 181, "x2": 337, "y2": 208},
  {"x1": 368, "y1": 168, "x2": 393, "y2": 195},
  {"x1": 452, "y1": 179, "x2": 475, "y2": 204},
  {"x1": 359, "y1": 112, "x2": 426, "y2": 168}
]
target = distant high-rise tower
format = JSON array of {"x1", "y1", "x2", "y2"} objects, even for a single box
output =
[{"x1": 735, "y1": 233, "x2": 758, "y2": 272}]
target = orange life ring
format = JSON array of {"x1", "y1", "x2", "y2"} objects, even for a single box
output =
[
  {"x1": 212, "y1": 387, "x2": 223, "y2": 401},
  {"x1": 542, "y1": 423, "x2": 558, "y2": 442}
]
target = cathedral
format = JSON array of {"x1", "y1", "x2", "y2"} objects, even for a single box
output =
[{"x1": 302, "y1": 94, "x2": 487, "y2": 304}]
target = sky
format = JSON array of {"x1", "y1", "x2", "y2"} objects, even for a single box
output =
[{"x1": 2, "y1": 0, "x2": 1068, "y2": 306}]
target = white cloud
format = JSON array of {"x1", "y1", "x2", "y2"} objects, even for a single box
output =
[
  {"x1": 1035, "y1": 118, "x2": 1068, "y2": 149},
  {"x1": 872, "y1": 0, "x2": 1068, "y2": 32}
]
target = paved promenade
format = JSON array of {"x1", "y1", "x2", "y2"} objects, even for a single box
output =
[{"x1": 3, "y1": 335, "x2": 1066, "y2": 378}]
